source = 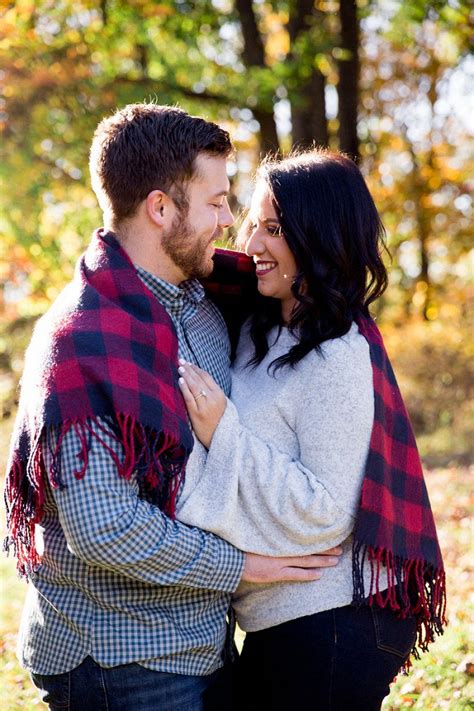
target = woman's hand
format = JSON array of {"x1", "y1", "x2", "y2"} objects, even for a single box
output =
[{"x1": 178, "y1": 360, "x2": 227, "y2": 449}]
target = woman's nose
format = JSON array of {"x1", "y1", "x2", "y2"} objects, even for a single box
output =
[{"x1": 245, "y1": 230, "x2": 264, "y2": 257}]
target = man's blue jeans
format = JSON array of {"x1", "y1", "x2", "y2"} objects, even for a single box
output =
[{"x1": 31, "y1": 655, "x2": 224, "y2": 710}]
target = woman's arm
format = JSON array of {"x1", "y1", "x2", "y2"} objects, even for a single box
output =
[{"x1": 177, "y1": 338, "x2": 374, "y2": 557}]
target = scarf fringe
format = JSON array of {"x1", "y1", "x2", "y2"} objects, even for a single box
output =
[
  {"x1": 3, "y1": 414, "x2": 188, "y2": 578},
  {"x1": 352, "y1": 540, "x2": 447, "y2": 663}
]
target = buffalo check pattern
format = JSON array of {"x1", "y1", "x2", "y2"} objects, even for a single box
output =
[
  {"x1": 4, "y1": 229, "x2": 243, "y2": 675},
  {"x1": 4, "y1": 228, "x2": 208, "y2": 576},
  {"x1": 352, "y1": 315, "x2": 446, "y2": 656},
  {"x1": 4, "y1": 237, "x2": 446, "y2": 669},
  {"x1": 202, "y1": 247, "x2": 258, "y2": 357}
]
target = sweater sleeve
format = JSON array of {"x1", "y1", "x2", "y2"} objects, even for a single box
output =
[
  {"x1": 177, "y1": 335, "x2": 374, "y2": 556},
  {"x1": 47, "y1": 418, "x2": 244, "y2": 591}
]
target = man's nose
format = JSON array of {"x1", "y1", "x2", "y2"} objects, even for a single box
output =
[{"x1": 218, "y1": 199, "x2": 234, "y2": 228}]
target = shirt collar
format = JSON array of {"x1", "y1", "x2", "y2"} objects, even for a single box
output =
[{"x1": 135, "y1": 266, "x2": 205, "y2": 309}]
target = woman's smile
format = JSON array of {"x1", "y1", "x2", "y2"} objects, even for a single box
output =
[
  {"x1": 255, "y1": 260, "x2": 278, "y2": 276},
  {"x1": 244, "y1": 181, "x2": 298, "y2": 321}
]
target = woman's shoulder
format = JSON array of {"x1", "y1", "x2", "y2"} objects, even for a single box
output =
[
  {"x1": 303, "y1": 322, "x2": 371, "y2": 377},
  {"x1": 234, "y1": 319, "x2": 371, "y2": 384},
  {"x1": 292, "y1": 324, "x2": 373, "y2": 415},
  {"x1": 321, "y1": 321, "x2": 369, "y2": 355}
]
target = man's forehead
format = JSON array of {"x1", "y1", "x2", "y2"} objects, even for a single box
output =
[
  {"x1": 193, "y1": 153, "x2": 229, "y2": 180},
  {"x1": 192, "y1": 175, "x2": 230, "y2": 198},
  {"x1": 209, "y1": 187, "x2": 230, "y2": 198}
]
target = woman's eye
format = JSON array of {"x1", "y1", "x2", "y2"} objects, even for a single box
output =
[
  {"x1": 267, "y1": 226, "x2": 283, "y2": 237},
  {"x1": 245, "y1": 222, "x2": 282, "y2": 237}
]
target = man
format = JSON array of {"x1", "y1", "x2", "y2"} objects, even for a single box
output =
[{"x1": 4, "y1": 103, "x2": 339, "y2": 710}]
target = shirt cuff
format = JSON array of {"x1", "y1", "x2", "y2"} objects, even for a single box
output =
[{"x1": 208, "y1": 538, "x2": 245, "y2": 592}]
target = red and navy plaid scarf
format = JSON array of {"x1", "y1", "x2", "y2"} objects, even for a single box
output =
[
  {"x1": 4, "y1": 229, "x2": 193, "y2": 578},
  {"x1": 353, "y1": 315, "x2": 446, "y2": 658},
  {"x1": 205, "y1": 251, "x2": 446, "y2": 659},
  {"x1": 4, "y1": 239, "x2": 446, "y2": 657}
]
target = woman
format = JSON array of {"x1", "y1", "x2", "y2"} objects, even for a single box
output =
[{"x1": 176, "y1": 149, "x2": 446, "y2": 710}]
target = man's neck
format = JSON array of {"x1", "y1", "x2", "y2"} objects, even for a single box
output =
[{"x1": 107, "y1": 223, "x2": 185, "y2": 286}]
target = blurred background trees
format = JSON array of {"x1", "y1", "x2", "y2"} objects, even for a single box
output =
[{"x1": 1, "y1": 0, "x2": 473, "y2": 462}]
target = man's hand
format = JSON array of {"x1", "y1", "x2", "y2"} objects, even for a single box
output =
[{"x1": 241, "y1": 547, "x2": 343, "y2": 584}]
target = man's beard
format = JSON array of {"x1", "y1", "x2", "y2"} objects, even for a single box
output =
[{"x1": 161, "y1": 209, "x2": 219, "y2": 280}]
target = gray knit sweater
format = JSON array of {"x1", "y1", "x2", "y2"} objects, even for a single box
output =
[{"x1": 177, "y1": 321, "x2": 387, "y2": 632}]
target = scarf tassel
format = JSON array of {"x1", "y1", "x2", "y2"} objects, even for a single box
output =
[
  {"x1": 4, "y1": 415, "x2": 189, "y2": 578},
  {"x1": 352, "y1": 540, "x2": 447, "y2": 661}
]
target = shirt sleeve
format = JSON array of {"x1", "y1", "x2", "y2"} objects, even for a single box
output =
[
  {"x1": 44, "y1": 418, "x2": 244, "y2": 592},
  {"x1": 177, "y1": 338, "x2": 374, "y2": 556}
]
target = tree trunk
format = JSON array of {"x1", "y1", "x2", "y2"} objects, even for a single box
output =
[
  {"x1": 137, "y1": 43, "x2": 148, "y2": 76},
  {"x1": 290, "y1": 71, "x2": 328, "y2": 148},
  {"x1": 235, "y1": 0, "x2": 279, "y2": 153},
  {"x1": 253, "y1": 108, "x2": 280, "y2": 154},
  {"x1": 100, "y1": 0, "x2": 107, "y2": 26},
  {"x1": 403, "y1": 133, "x2": 432, "y2": 320},
  {"x1": 288, "y1": 0, "x2": 328, "y2": 148},
  {"x1": 337, "y1": 0, "x2": 360, "y2": 161}
]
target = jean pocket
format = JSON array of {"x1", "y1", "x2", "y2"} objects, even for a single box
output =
[
  {"x1": 31, "y1": 671, "x2": 70, "y2": 709},
  {"x1": 371, "y1": 606, "x2": 417, "y2": 659}
]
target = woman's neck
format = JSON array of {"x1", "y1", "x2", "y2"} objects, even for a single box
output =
[{"x1": 281, "y1": 297, "x2": 297, "y2": 324}]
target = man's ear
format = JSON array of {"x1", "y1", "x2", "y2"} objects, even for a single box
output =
[{"x1": 145, "y1": 190, "x2": 172, "y2": 227}]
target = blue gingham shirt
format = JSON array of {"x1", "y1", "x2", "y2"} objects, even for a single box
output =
[
  {"x1": 136, "y1": 268, "x2": 231, "y2": 395},
  {"x1": 17, "y1": 269, "x2": 244, "y2": 676}
]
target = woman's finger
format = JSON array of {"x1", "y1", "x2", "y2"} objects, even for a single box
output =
[
  {"x1": 178, "y1": 364, "x2": 206, "y2": 396},
  {"x1": 179, "y1": 361, "x2": 218, "y2": 392},
  {"x1": 178, "y1": 367, "x2": 213, "y2": 414},
  {"x1": 178, "y1": 377, "x2": 199, "y2": 415}
]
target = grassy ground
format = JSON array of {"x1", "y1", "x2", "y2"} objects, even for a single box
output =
[{"x1": 0, "y1": 415, "x2": 472, "y2": 709}]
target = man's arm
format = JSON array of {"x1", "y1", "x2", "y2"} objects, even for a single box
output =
[{"x1": 45, "y1": 419, "x2": 330, "y2": 591}]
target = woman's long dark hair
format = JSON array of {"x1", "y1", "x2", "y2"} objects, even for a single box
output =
[{"x1": 245, "y1": 148, "x2": 389, "y2": 373}]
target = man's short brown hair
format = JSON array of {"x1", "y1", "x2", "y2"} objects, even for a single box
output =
[{"x1": 89, "y1": 103, "x2": 232, "y2": 223}]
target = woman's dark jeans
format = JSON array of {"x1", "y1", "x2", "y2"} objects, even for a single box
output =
[{"x1": 234, "y1": 603, "x2": 417, "y2": 711}]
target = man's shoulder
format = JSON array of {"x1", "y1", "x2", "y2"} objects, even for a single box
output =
[
  {"x1": 198, "y1": 292, "x2": 228, "y2": 325},
  {"x1": 30, "y1": 282, "x2": 77, "y2": 341}
]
